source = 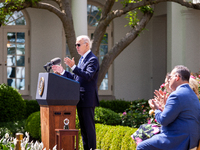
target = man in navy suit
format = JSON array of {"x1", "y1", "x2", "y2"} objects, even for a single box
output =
[
  {"x1": 52, "y1": 35, "x2": 99, "y2": 150},
  {"x1": 137, "y1": 65, "x2": 200, "y2": 150}
]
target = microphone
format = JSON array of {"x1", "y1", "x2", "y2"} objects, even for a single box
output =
[{"x1": 44, "y1": 57, "x2": 61, "y2": 72}]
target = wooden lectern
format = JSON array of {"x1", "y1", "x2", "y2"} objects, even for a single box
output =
[{"x1": 36, "y1": 73, "x2": 80, "y2": 150}]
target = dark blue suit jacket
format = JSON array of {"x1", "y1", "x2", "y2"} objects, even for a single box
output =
[{"x1": 62, "y1": 51, "x2": 99, "y2": 107}]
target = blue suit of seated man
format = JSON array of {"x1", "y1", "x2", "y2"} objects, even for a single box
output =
[{"x1": 137, "y1": 65, "x2": 200, "y2": 150}]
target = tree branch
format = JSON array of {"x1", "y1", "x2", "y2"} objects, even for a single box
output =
[
  {"x1": 111, "y1": 0, "x2": 200, "y2": 19},
  {"x1": 97, "y1": 10, "x2": 154, "y2": 87},
  {"x1": 101, "y1": 0, "x2": 115, "y2": 19}
]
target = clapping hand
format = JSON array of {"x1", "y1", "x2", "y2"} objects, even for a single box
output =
[
  {"x1": 52, "y1": 64, "x2": 64, "y2": 74},
  {"x1": 148, "y1": 99, "x2": 163, "y2": 111},
  {"x1": 154, "y1": 89, "x2": 169, "y2": 110},
  {"x1": 64, "y1": 57, "x2": 75, "y2": 68}
]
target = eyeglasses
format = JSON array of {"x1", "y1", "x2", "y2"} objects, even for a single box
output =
[
  {"x1": 169, "y1": 74, "x2": 180, "y2": 80},
  {"x1": 75, "y1": 44, "x2": 81, "y2": 47}
]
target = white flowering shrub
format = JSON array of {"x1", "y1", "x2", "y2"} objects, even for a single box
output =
[{"x1": 0, "y1": 132, "x2": 57, "y2": 150}]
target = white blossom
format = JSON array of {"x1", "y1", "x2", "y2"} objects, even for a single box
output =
[
  {"x1": 5, "y1": 133, "x2": 9, "y2": 139},
  {"x1": 34, "y1": 141, "x2": 39, "y2": 150},
  {"x1": 13, "y1": 138, "x2": 17, "y2": 145},
  {"x1": 21, "y1": 142, "x2": 26, "y2": 148},
  {"x1": 38, "y1": 142, "x2": 43, "y2": 150},
  {"x1": 52, "y1": 145, "x2": 57, "y2": 150}
]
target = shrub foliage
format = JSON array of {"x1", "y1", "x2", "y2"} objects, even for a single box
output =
[
  {"x1": 121, "y1": 99, "x2": 151, "y2": 128},
  {"x1": 24, "y1": 100, "x2": 40, "y2": 118},
  {"x1": 99, "y1": 99, "x2": 131, "y2": 113},
  {"x1": 25, "y1": 111, "x2": 41, "y2": 140},
  {"x1": 0, "y1": 84, "x2": 26, "y2": 123},
  {"x1": 94, "y1": 107, "x2": 121, "y2": 125}
]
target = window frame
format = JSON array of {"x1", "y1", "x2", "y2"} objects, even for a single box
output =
[{"x1": 0, "y1": 10, "x2": 30, "y2": 95}]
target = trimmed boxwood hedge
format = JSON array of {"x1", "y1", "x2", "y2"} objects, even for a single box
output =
[
  {"x1": 25, "y1": 111, "x2": 41, "y2": 140},
  {"x1": 0, "y1": 83, "x2": 26, "y2": 123},
  {"x1": 99, "y1": 99, "x2": 131, "y2": 113},
  {"x1": 24, "y1": 100, "x2": 40, "y2": 118},
  {"x1": 78, "y1": 124, "x2": 137, "y2": 150}
]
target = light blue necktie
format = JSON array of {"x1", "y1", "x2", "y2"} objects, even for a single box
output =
[{"x1": 78, "y1": 56, "x2": 83, "y2": 67}]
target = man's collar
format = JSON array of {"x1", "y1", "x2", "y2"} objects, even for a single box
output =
[
  {"x1": 82, "y1": 50, "x2": 91, "y2": 59},
  {"x1": 176, "y1": 83, "x2": 189, "y2": 91}
]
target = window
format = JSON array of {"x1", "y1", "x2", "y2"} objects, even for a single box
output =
[{"x1": 0, "y1": 10, "x2": 29, "y2": 95}]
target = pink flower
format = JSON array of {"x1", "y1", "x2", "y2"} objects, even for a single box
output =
[
  {"x1": 148, "y1": 119, "x2": 151, "y2": 124},
  {"x1": 199, "y1": 75, "x2": 200, "y2": 78},
  {"x1": 123, "y1": 112, "x2": 127, "y2": 115},
  {"x1": 152, "y1": 124, "x2": 158, "y2": 127},
  {"x1": 154, "y1": 119, "x2": 157, "y2": 122},
  {"x1": 160, "y1": 83, "x2": 165, "y2": 88},
  {"x1": 190, "y1": 75, "x2": 196, "y2": 79},
  {"x1": 135, "y1": 137, "x2": 143, "y2": 145}
]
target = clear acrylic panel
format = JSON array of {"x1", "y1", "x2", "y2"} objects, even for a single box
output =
[
  {"x1": 100, "y1": 45, "x2": 108, "y2": 55},
  {"x1": 7, "y1": 44, "x2": 16, "y2": 55},
  {"x1": 16, "y1": 67, "x2": 25, "y2": 78},
  {"x1": 17, "y1": 32, "x2": 25, "y2": 43},
  {"x1": 16, "y1": 56, "x2": 25, "y2": 66},
  {"x1": 7, "y1": 67, "x2": 16, "y2": 78},
  {"x1": 16, "y1": 79, "x2": 25, "y2": 90},
  {"x1": 7, "y1": 32, "x2": 16, "y2": 43},
  {"x1": 99, "y1": 78, "x2": 108, "y2": 90},
  {"x1": 7, "y1": 55, "x2": 16, "y2": 66},
  {"x1": 7, "y1": 79, "x2": 15, "y2": 88},
  {"x1": 16, "y1": 44, "x2": 25, "y2": 54}
]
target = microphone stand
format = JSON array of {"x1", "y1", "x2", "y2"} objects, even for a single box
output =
[{"x1": 44, "y1": 65, "x2": 52, "y2": 73}]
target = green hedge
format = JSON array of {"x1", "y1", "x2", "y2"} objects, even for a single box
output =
[
  {"x1": 99, "y1": 99, "x2": 131, "y2": 113},
  {"x1": 76, "y1": 106, "x2": 122, "y2": 129},
  {"x1": 78, "y1": 124, "x2": 137, "y2": 150},
  {"x1": 122, "y1": 99, "x2": 150, "y2": 128},
  {"x1": 0, "y1": 84, "x2": 26, "y2": 123},
  {"x1": 24, "y1": 100, "x2": 40, "y2": 118},
  {"x1": 94, "y1": 107, "x2": 121, "y2": 125},
  {"x1": 25, "y1": 111, "x2": 41, "y2": 140}
]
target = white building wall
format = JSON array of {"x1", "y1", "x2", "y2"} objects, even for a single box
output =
[
  {"x1": 113, "y1": 2, "x2": 167, "y2": 101},
  {"x1": 26, "y1": 5, "x2": 63, "y2": 99},
  {"x1": 113, "y1": 20, "x2": 153, "y2": 100},
  {"x1": 167, "y1": 2, "x2": 200, "y2": 73},
  {"x1": 167, "y1": 2, "x2": 184, "y2": 71}
]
